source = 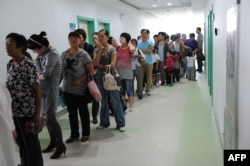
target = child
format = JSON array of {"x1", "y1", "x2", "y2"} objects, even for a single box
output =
[
  {"x1": 186, "y1": 51, "x2": 196, "y2": 81},
  {"x1": 164, "y1": 51, "x2": 174, "y2": 86},
  {"x1": 152, "y1": 49, "x2": 160, "y2": 87},
  {"x1": 172, "y1": 51, "x2": 180, "y2": 82}
]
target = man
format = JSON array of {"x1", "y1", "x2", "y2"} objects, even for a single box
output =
[
  {"x1": 137, "y1": 29, "x2": 154, "y2": 96},
  {"x1": 196, "y1": 27, "x2": 204, "y2": 73}
]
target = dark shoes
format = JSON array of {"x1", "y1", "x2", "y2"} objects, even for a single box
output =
[
  {"x1": 93, "y1": 117, "x2": 98, "y2": 124},
  {"x1": 42, "y1": 143, "x2": 57, "y2": 153},
  {"x1": 65, "y1": 137, "x2": 79, "y2": 144},
  {"x1": 81, "y1": 136, "x2": 89, "y2": 142},
  {"x1": 50, "y1": 144, "x2": 66, "y2": 159}
]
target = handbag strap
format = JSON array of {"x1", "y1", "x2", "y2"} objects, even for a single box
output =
[{"x1": 105, "y1": 65, "x2": 111, "y2": 74}]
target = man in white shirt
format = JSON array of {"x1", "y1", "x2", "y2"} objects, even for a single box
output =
[{"x1": 0, "y1": 84, "x2": 17, "y2": 166}]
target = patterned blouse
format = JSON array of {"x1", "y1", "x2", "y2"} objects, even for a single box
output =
[
  {"x1": 6, "y1": 57, "x2": 40, "y2": 117},
  {"x1": 61, "y1": 49, "x2": 92, "y2": 96}
]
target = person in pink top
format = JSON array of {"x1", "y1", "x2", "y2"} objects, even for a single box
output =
[{"x1": 116, "y1": 32, "x2": 135, "y2": 111}]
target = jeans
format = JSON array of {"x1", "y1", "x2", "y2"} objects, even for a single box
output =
[
  {"x1": 121, "y1": 79, "x2": 134, "y2": 97},
  {"x1": 97, "y1": 80, "x2": 125, "y2": 128}
]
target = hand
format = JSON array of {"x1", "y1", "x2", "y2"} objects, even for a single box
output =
[
  {"x1": 72, "y1": 78, "x2": 82, "y2": 87},
  {"x1": 33, "y1": 114, "x2": 42, "y2": 129},
  {"x1": 39, "y1": 75, "x2": 46, "y2": 81}
]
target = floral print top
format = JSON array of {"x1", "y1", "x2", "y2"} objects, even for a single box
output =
[{"x1": 6, "y1": 57, "x2": 40, "y2": 117}]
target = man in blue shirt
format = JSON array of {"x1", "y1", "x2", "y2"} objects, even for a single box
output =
[{"x1": 137, "y1": 29, "x2": 154, "y2": 96}]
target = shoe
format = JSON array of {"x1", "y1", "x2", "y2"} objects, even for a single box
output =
[
  {"x1": 96, "y1": 125, "x2": 109, "y2": 129},
  {"x1": 119, "y1": 127, "x2": 126, "y2": 132},
  {"x1": 92, "y1": 117, "x2": 98, "y2": 124},
  {"x1": 160, "y1": 81, "x2": 165, "y2": 86},
  {"x1": 129, "y1": 107, "x2": 134, "y2": 112},
  {"x1": 42, "y1": 142, "x2": 57, "y2": 153},
  {"x1": 146, "y1": 92, "x2": 151, "y2": 96},
  {"x1": 81, "y1": 136, "x2": 89, "y2": 142},
  {"x1": 138, "y1": 95, "x2": 143, "y2": 99},
  {"x1": 65, "y1": 137, "x2": 78, "y2": 144},
  {"x1": 50, "y1": 144, "x2": 66, "y2": 159}
]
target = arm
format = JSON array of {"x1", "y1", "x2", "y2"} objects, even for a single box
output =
[
  {"x1": 32, "y1": 83, "x2": 42, "y2": 126},
  {"x1": 39, "y1": 53, "x2": 58, "y2": 81}
]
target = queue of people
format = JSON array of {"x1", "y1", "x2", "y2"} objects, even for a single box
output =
[{"x1": 2, "y1": 26, "x2": 203, "y2": 166}]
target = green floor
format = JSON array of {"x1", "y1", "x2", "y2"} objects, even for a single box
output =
[{"x1": 175, "y1": 81, "x2": 223, "y2": 166}]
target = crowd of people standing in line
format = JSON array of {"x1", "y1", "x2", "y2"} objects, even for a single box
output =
[{"x1": 1, "y1": 26, "x2": 203, "y2": 166}]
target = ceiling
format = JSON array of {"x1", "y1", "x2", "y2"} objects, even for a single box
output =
[{"x1": 91, "y1": 0, "x2": 208, "y2": 19}]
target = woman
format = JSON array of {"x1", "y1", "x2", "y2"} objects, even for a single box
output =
[
  {"x1": 93, "y1": 29, "x2": 125, "y2": 132},
  {"x1": 5, "y1": 33, "x2": 43, "y2": 166},
  {"x1": 27, "y1": 31, "x2": 66, "y2": 159},
  {"x1": 131, "y1": 39, "x2": 144, "y2": 99},
  {"x1": 75, "y1": 29, "x2": 99, "y2": 125},
  {"x1": 116, "y1": 32, "x2": 135, "y2": 111},
  {"x1": 61, "y1": 31, "x2": 94, "y2": 143}
]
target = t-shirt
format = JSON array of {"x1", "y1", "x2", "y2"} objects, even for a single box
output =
[
  {"x1": 137, "y1": 39, "x2": 154, "y2": 64},
  {"x1": 187, "y1": 56, "x2": 196, "y2": 67},
  {"x1": 61, "y1": 49, "x2": 92, "y2": 96},
  {"x1": 152, "y1": 53, "x2": 160, "y2": 63},
  {"x1": 184, "y1": 39, "x2": 198, "y2": 51},
  {"x1": 95, "y1": 45, "x2": 117, "y2": 82},
  {"x1": 131, "y1": 48, "x2": 141, "y2": 70},
  {"x1": 197, "y1": 34, "x2": 204, "y2": 49},
  {"x1": 116, "y1": 46, "x2": 133, "y2": 79}
]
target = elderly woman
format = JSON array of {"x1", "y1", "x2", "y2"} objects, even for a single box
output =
[
  {"x1": 61, "y1": 31, "x2": 94, "y2": 143},
  {"x1": 6, "y1": 33, "x2": 43, "y2": 166},
  {"x1": 93, "y1": 29, "x2": 125, "y2": 132}
]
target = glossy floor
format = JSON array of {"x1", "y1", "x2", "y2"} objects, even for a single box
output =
[{"x1": 39, "y1": 73, "x2": 223, "y2": 166}]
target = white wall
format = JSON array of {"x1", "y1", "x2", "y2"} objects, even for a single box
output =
[
  {"x1": 0, "y1": 0, "x2": 148, "y2": 84},
  {"x1": 238, "y1": 0, "x2": 250, "y2": 149},
  {"x1": 205, "y1": 0, "x2": 235, "y2": 146},
  {"x1": 205, "y1": 0, "x2": 250, "y2": 148}
]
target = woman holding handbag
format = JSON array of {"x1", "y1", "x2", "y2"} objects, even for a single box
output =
[
  {"x1": 60, "y1": 32, "x2": 94, "y2": 143},
  {"x1": 93, "y1": 29, "x2": 126, "y2": 132}
]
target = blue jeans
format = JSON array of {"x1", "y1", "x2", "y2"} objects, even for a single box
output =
[
  {"x1": 121, "y1": 79, "x2": 134, "y2": 97},
  {"x1": 97, "y1": 80, "x2": 125, "y2": 128}
]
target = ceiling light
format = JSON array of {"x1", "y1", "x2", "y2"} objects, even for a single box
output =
[
  {"x1": 152, "y1": 4, "x2": 157, "y2": 7},
  {"x1": 167, "y1": 3, "x2": 172, "y2": 6}
]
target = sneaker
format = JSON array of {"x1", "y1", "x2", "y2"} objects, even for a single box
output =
[
  {"x1": 119, "y1": 127, "x2": 126, "y2": 132},
  {"x1": 96, "y1": 125, "x2": 109, "y2": 129},
  {"x1": 129, "y1": 107, "x2": 134, "y2": 112},
  {"x1": 146, "y1": 92, "x2": 151, "y2": 96}
]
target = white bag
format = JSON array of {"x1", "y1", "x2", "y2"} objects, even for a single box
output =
[{"x1": 103, "y1": 66, "x2": 118, "y2": 90}]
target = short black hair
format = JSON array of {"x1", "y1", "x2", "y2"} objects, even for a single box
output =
[
  {"x1": 75, "y1": 28, "x2": 87, "y2": 40},
  {"x1": 120, "y1": 32, "x2": 131, "y2": 43},
  {"x1": 68, "y1": 31, "x2": 81, "y2": 38},
  {"x1": 189, "y1": 33, "x2": 195, "y2": 38},
  {"x1": 140, "y1": 29, "x2": 150, "y2": 34}
]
